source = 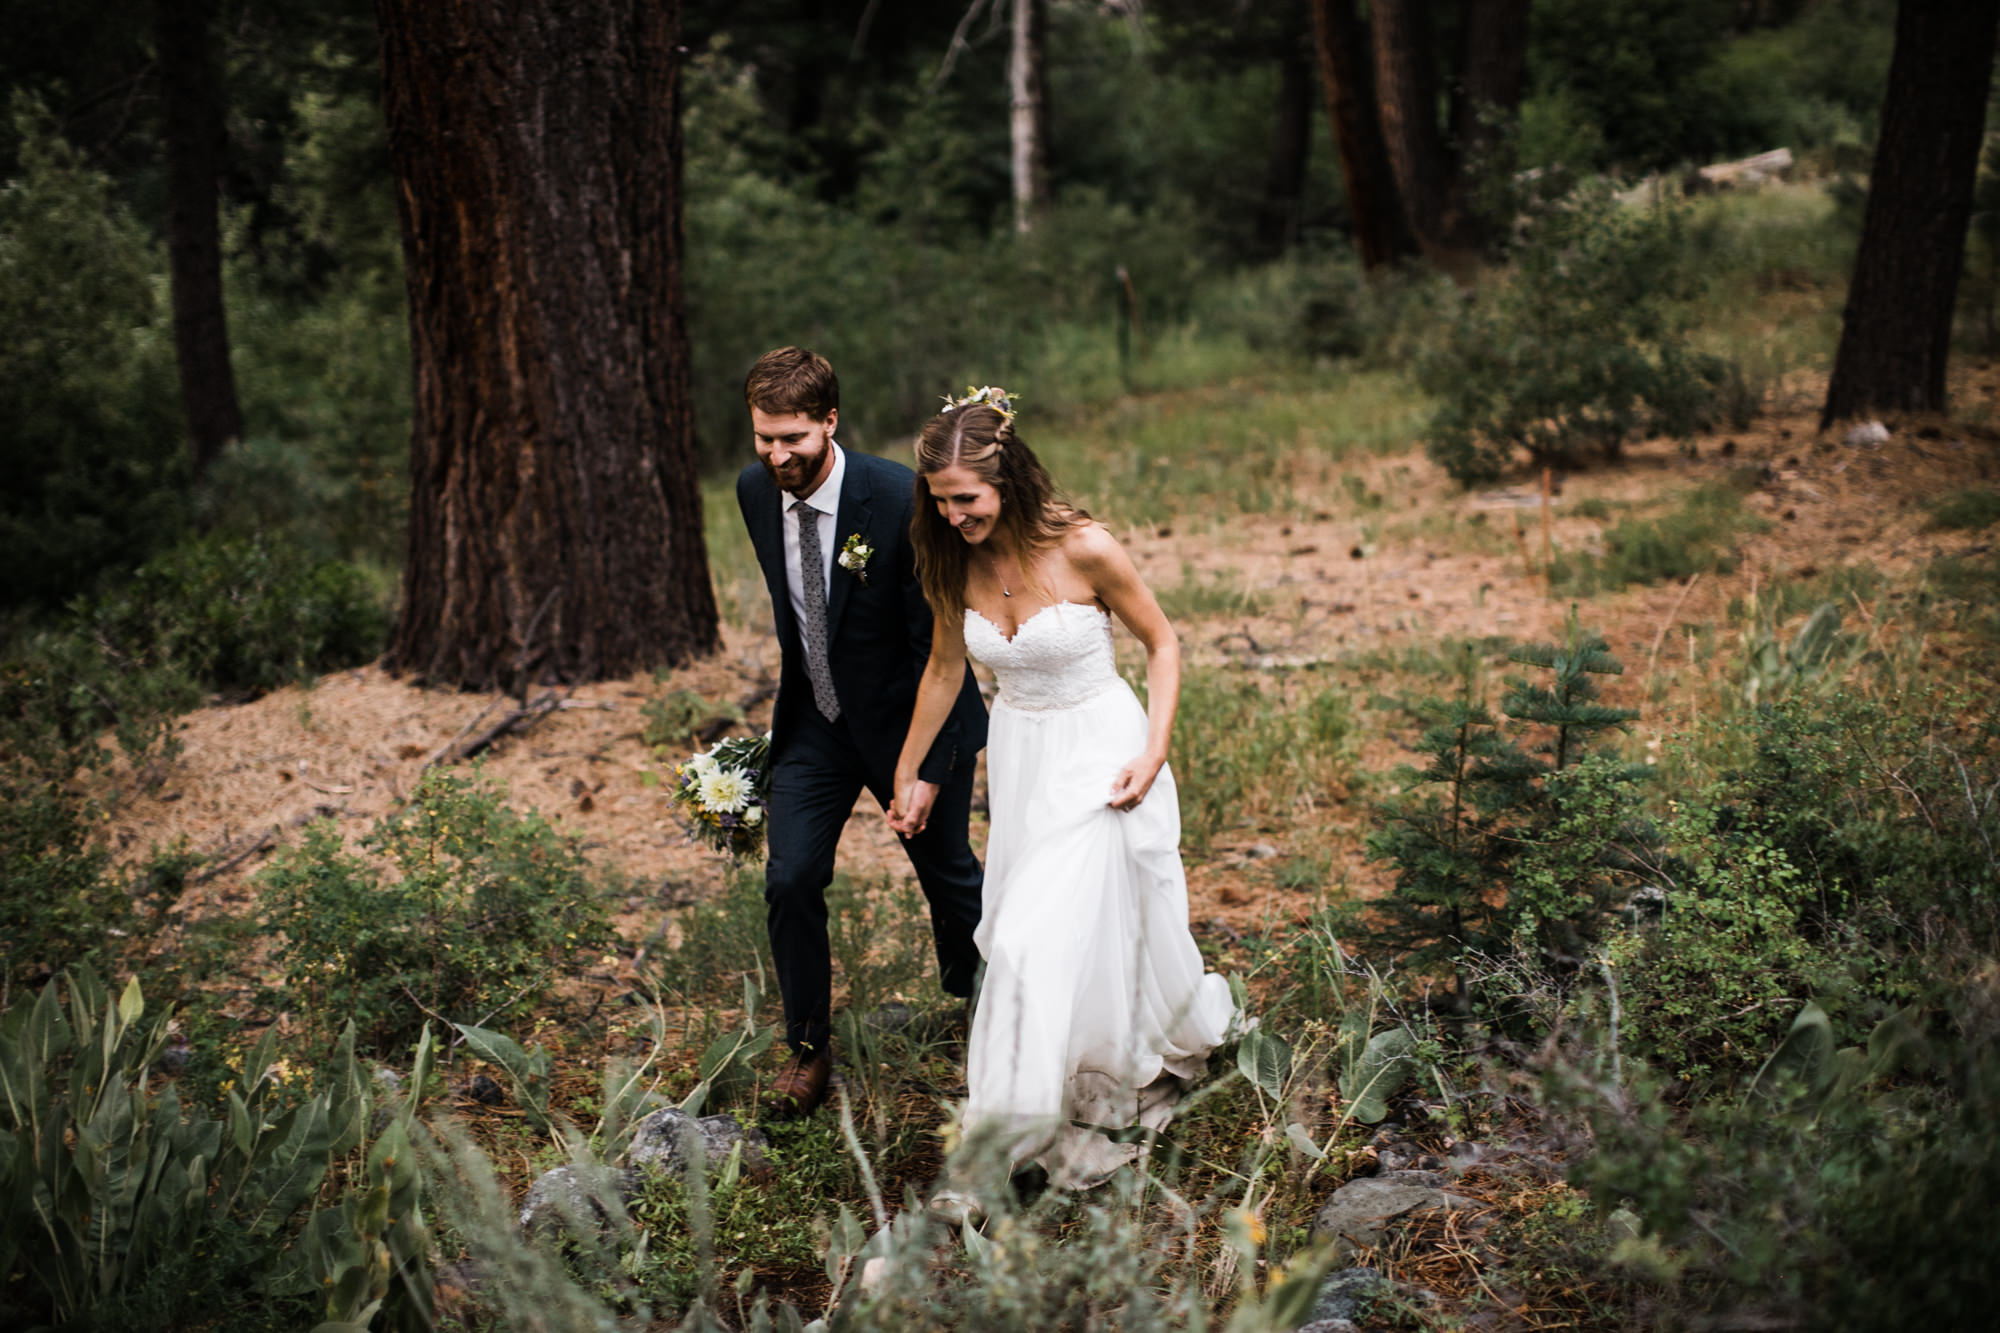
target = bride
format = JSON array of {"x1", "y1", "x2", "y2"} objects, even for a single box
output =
[{"x1": 888, "y1": 387, "x2": 1234, "y2": 1204}]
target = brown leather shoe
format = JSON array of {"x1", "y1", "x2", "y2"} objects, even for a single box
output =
[{"x1": 765, "y1": 1049, "x2": 832, "y2": 1118}]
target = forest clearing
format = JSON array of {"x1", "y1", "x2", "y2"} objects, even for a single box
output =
[{"x1": 7, "y1": 2, "x2": 2000, "y2": 1330}]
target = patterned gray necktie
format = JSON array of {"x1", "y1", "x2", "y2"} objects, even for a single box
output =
[{"x1": 792, "y1": 500, "x2": 841, "y2": 721}]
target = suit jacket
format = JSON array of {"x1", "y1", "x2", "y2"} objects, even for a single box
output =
[{"x1": 737, "y1": 449, "x2": 987, "y2": 785}]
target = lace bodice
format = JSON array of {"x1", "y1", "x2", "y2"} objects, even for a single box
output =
[{"x1": 964, "y1": 601, "x2": 1121, "y2": 712}]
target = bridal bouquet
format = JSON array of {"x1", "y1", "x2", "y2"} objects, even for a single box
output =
[{"x1": 670, "y1": 732, "x2": 773, "y2": 860}]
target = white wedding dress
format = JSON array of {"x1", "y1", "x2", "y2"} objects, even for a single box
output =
[{"x1": 960, "y1": 599, "x2": 1236, "y2": 1188}]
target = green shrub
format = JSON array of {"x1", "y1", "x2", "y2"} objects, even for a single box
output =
[
  {"x1": 1553, "y1": 483, "x2": 1759, "y2": 593},
  {"x1": 258, "y1": 769, "x2": 614, "y2": 1055},
  {"x1": 74, "y1": 533, "x2": 388, "y2": 699},
  {"x1": 0, "y1": 96, "x2": 189, "y2": 613},
  {"x1": 1925, "y1": 486, "x2": 2000, "y2": 532},
  {"x1": 1419, "y1": 188, "x2": 1743, "y2": 487},
  {"x1": 1365, "y1": 622, "x2": 1642, "y2": 1000},
  {"x1": 0, "y1": 969, "x2": 420, "y2": 1332},
  {"x1": 1, "y1": 534, "x2": 389, "y2": 790},
  {"x1": 0, "y1": 782, "x2": 127, "y2": 1000},
  {"x1": 1612, "y1": 807, "x2": 1852, "y2": 1081}
]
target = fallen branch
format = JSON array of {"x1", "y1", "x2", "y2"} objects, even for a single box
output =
[
  {"x1": 693, "y1": 682, "x2": 777, "y2": 746},
  {"x1": 195, "y1": 802, "x2": 344, "y2": 883},
  {"x1": 423, "y1": 689, "x2": 565, "y2": 772}
]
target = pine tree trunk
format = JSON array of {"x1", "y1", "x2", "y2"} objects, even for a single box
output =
[
  {"x1": 1253, "y1": 42, "x2": 1314, "y2": 258},
  {"x1": 1310, "y1": 0, "x2": 1418, "y2": 270},
  {"x1": 1821, "y1": 0, "x2": 2000, "y2": 427},
  {"x1": 377, "y1": 0, "x2": 718, "y2": 690},
  {"x1": 156, "y1": 0, "x2": 242, "y2": 478},
  {"x1": 1010, "y1": 0, "x2": 1050, "y2": 234},
  {"x1": 1369, "y1": 0, "x2": 1467, "y2": 273},
  {"x1": 1454, "y1": 0, "x2": 1530, "y2": 174}
]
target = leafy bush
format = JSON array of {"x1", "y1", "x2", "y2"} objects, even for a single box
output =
[
  {"x1": 0, "y1": 782, "x2": 126, "y2": 999},
  {"x1": 1, "y1": 533, "x2": 389, "y2": 786},
  {"x1": 0, "y1": 97, "x2": 189, "y2": 613},
  {"x1": 72, "y1": 533, "x2": 388, "y2": 698},
  {"x1": 1419, "y1": 188, "x2": 1744, "y2": 486},
  {"x1": 258, "y1": 769, "x2": 614, "y2": 1055},
  {"x1": 1611, "y1": 806, "x2": 1852, "y2": 1081},
  {"x1": 0, "y1": 969, "x2": 428, "y2": 1331}
]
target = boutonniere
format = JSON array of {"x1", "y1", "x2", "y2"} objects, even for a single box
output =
[{"x1": 837, "y1": 533, "x2": 874, "y2": 584}]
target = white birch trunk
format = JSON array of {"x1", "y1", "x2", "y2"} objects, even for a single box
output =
[{"x1": 1010, "y1": 0, "x2": 1049, "y2": 234}]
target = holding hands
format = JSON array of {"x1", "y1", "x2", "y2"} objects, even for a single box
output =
[{"x1": 887, "y1": 775, "x2": 939, "y2": 837}]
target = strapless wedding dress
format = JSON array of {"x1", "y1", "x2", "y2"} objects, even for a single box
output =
[{"x1": 960, "y1": 600, "x2": 1235, "y2": 1188}]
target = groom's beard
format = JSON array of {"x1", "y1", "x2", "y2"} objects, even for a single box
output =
[{"x1": 765, "y1": 440, "x2": 832, "y2": 496}]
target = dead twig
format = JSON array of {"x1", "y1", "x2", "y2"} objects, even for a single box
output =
[
  {"x1": 694, "y1": 682, "x2": 777, "y2": 746},
  {"x1": 423, "y1": 688, "x2": 567, "y2": 773},
  {"x1": 194, "y1": 803, "x2": 344, "y2": 884},
  {"x1": 1647, "y1": 572, "x2": 1702, "y2": 678}
]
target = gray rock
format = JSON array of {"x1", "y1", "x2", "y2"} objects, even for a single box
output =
[
  {"x1": 1845, "y1": 420, "x2": 1891, "y2": 447},
  {"x1": 627, "y1": 1108, "x2": 770, "y2": 1178},
  {"x1": 1296, "y1": 1321, "x2": 1360, "y2": 1333},
  {"x1": 1247, "y1": 843, "x2": 1281, "y2": 860},
  {"x1": 1307, "y1": 1266, "x2": 1386, "y2": 1324},
  {"x1": 518, "y1": 1163, "x2": 640, "y2": 1233},
  {"x1": 1310, "y1": 1172, "x2": 1475, "y2": 1264},
  {"x1": 372, "y1": 1066, "x2": 404, "y2": 1094},
  {"x1": 864, "y1": 1001, "x2": 915, "y2": 1033}
]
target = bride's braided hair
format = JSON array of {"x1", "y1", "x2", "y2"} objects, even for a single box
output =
[{"x1": 910, "y1": 397, "x2": 1087, "y2": 622}]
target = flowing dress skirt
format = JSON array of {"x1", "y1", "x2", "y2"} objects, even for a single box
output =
[{"x1": 964, "y1": 678, "x2": 1236, "y2": 1187}]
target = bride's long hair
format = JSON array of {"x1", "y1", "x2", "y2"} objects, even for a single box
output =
[{"x1": 910, "y1": 404, "x2": 1087, "y2": 622}]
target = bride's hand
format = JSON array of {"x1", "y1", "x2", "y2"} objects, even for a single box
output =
[
  {"x1": 888, "y1": 777, "x2": 940, "y2": 837},
  {"x1": 1107, "y1": 755, "x2": 1162, "y2": 811}
]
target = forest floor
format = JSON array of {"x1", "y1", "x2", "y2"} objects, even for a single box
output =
[{"x1": 96, "y1": 365, "x2": 2000, "y2": 1019}]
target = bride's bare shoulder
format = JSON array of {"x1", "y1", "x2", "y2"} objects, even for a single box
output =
[{"x1": 1057, "y1": 518, "x2": 1133, "y2": 576}]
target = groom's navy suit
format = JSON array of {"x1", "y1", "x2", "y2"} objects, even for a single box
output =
[{"x1": 738, "y1": 448, "x2": 987, "y2": 1056}]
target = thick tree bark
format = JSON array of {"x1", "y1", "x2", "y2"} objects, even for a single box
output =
[
  {"x1": 1310, "y1": 0, "x2": 1419, "y2": 270},
  {"x1": 1010, "y1": 0, "x2": 1050, "y2": 234},
  {"x1": 377, "y1": 0, "x2": 719, "y2": 690},
  {"x1": 1370, "y1": 0, "x2": 1463, "y2": 269},
  {"x1": 1253, "y1": 41, "x2": 1314, "y2": 258},
  {"x1": 156, "y1": 0, "x2": 242, "y2": 477},
  {"x1": 1821, "y1": 0, "x2": 2000, "y2": 427},
  {"x1": 1367, "y1": 0, "x2": 1528, "y2": 279},
  {"x1": 1454, "y1": 0, "x2": 1531, "y2": 174}
]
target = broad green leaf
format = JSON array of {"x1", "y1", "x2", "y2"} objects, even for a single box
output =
[
  {"x1": 1342, "y1": 1028, "x2": 1415, "y2": 1125},
  {"x1": 116, "y1": 976, "x2": 144, "y2": 1029},
  {"x1": 242, "y1": 1094, "x2": 333, "y2": 1236},
  {"x1": 405, "y1": 1024, "x2": 435, "y2": 1121},
  {"x1": 1866, "y1": 1005, "x2": 1928, "y2": 1080},
  {"x1": 1284, "y1": 1122, "x2": 1324, "y2": 1160},
  {"x1": 1235, "y1": 1029, "x2": 1291, "y2": 1102},
  {"x1": 1748, "y1": 1000, "x2": 1835, "y2": 1106}
]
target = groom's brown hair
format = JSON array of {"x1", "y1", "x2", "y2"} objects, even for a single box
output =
[{"x1": 744, "y1": 346, "x2": 839, "y2": 421}]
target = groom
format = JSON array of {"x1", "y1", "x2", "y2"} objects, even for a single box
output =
[{"x1": 736, "y1": 346, "x2": 988, "y2": 1116}]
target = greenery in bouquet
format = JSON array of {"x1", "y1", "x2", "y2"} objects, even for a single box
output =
[{"x1": 670, "y1": 732, "x2": 773, "y2": 859}]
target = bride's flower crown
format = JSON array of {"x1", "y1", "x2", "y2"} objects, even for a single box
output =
[{"x1": 940, "y1": 384, "x2": 1018, "y2": 428}]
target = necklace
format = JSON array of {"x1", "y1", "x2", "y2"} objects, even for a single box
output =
[{"x1": 987, "y1": 549, "x2": 1014, "y2": 597}]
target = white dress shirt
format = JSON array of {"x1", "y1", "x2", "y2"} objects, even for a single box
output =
[{"x1": 781, "y1": 442, "x2": 847, "y2": 635}]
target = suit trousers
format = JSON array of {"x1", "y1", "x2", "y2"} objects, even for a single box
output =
[{"x1": 763, "y1": 706, "x2": 983, "y2": 1055}]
